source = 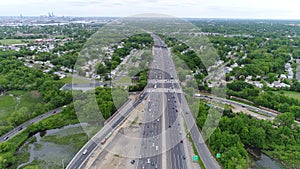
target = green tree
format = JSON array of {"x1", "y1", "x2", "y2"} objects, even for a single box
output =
[
  {"x1": 274, "y1": 112, "x2": 295, "y2": 127},
  {"x1": 248, "y1": 127, "x2": 266, "y2": 148},
  {"x1": 267, "y1": 73, "x2": 278, "y2": 83}
]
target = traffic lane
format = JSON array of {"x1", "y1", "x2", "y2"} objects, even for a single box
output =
[
  {"x1": 177, "y1": 89, "x2": 221, "y2": 168},
  {"x1": 139, "y1": 128, "x2": 159, "y2": 166},
  {"x1": 189, "y1": 125, "x2": 213, "y2": 167},
  {"x1": 154, "y1": 34, "x2": 187, "y2": 168},
  {"x1": 147, "y1": 82, "x2": 179, "y2": 90},
  {"x1": 69, "y1": 95, "x2": 146, "y2": 169},
  {"x1": 166, "y1": 93, "x2": 178, "y2": 128},
  {"x1": 0, "y1": 107, "x2": 62, "y2": 142},
  {"x1": 137, "y1": 93, "x2": 162, "y2": 169},
  {"x1": 165, "y1": 87, "x2": 186, "y2": 165},
  {"x1": 164, "y1": 94, "x2": 172, "y2": 169},
  {"x1": 72, "y1": 142, "x2": 97, "y2": 169},
  {"x1": 169, "y1": 129, "x2": 186, "y2": 169},
  {"x1": 184, "y1": 108, "x2": 220, "y2": 169},
  {"x1": 71, "y1": 35, "x2": 161, "y2": 169},
  {"x1": 158, "y1": 33, "x2": 219, "y2": 168},
  {"x1": 173, "y1": 143, "x2": 185, "y2": 169},
  {"x1": 148, "y1": 70, "x2": 171, "y2": 80},
  {"x1": 147, "y1": 92, "x2": 161, "y2": 168},
  {"x1": 160, "y1": 40, "x2": 187, "y2": 169},
  {"x1": 143, "y1": 42, "x2": 164, "y2": 168},
  {"x1": 170, "y1": 121, "x2": 187, "y2": 168},
  {"x1": 166, "y1": 93, "x2": 188, "y2": 169}
]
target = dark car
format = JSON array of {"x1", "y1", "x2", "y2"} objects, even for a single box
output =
[
  {"x1": 52, "y1": 111, "x2": 56, "y2": 114},
  {"x1": 130, "y1": 160, "x2": 135, "y2": 164},
  {"x1": 183, "y1": 155, "x2": 186, "y2": 160},
  {"x1": 18, "y1": 127, "x2": 23, "y2": 131}
]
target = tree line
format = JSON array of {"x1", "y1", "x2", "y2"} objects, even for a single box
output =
[{"x1": 196, "y1": 102, "x2": 300, "y2": 169}]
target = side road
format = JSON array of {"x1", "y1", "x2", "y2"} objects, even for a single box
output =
[{"x1": 0, "y1": 107, "x2": 63, "y2": 142}]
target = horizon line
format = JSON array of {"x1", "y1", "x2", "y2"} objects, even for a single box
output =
[{"x1": 0, "y1": 15, "x2": 300, "y2": 21}]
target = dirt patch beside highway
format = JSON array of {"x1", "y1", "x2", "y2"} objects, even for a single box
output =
[{"x1": 85, "y1": 101, "x2": 146, "y2": 169}]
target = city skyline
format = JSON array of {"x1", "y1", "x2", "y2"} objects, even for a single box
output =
[{"x1": 0, "y1": 0, "x2": 300, "y2": 19}]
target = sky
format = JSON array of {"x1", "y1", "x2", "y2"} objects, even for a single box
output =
[{"x1": 1, "y1": 0, "x2": 300, "y2": 19}]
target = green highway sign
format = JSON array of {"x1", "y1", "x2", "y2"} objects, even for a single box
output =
[{"x1": 193, "y1": 155, "x2": 199, "y2": 161}]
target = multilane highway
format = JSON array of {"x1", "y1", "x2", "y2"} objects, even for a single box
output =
[
  {"x1": 150, "y1": 34, "x2": 221, "y2": 169},
  {"x1": 68, "y1": 33, "x2": 221, "y2": 169},
  {"x1": 137, "y1": 33, "x2": 191, "y2": 169}
]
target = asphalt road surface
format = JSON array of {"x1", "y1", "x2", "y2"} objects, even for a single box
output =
[
  {"x1": 136, "y1": 34, "x2": 193, "y2": 169},
  {"x1": 66, "y1": 96, "x2": 146, "y2": 169},
  {"x1": 136, "y1": 89, "x2": 162, "y2": 169},
  {"x1": 197, "y1": 94, "x2": 300, "y2": 127},
  {"x1": 0, "y1": 107, "x2": 63, "y2": 143},
  {"x1": 68, "y1": 33, "x2": 220, "y2": 169},
  {"x1": 150, "y1": 34, "x2": 221, "y2": 169}
]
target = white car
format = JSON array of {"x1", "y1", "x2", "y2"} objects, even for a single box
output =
[{"x1": 83, "y1": 149, "x2": 88, "y2": 155}]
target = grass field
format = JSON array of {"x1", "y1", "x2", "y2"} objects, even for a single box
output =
[
  {"x1": 0, "y1": 95, "x2": 16, "y2": 107},
  {"x1": 41, "y1": 132, "x2": 88, "y2": 150},
  {"x1": 0, "y1": 95, "x2": 16, "y2": 119},
  {"x1": 59, "y1": 76, "x2": 92, "y2": 84},
  {"x1": 0, "y1": 90, "x2": 43, "y2": 125},
  {"x1": 274, "y1": 91, "x2": 300, "y2": 100},
  {"x1": 0, "y1": 39, "x2": 24, "y2": 45},
  {"x1": 114, "y1": 76, "x2": 132, "y2": 84}
]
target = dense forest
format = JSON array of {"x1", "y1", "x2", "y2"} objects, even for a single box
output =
[
  {"x1": 0, "y1": 54, "x2": 72, "y2": 135},
  {"x1": 196, "y1": 102, "x2": 300, "y2": 169}
]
